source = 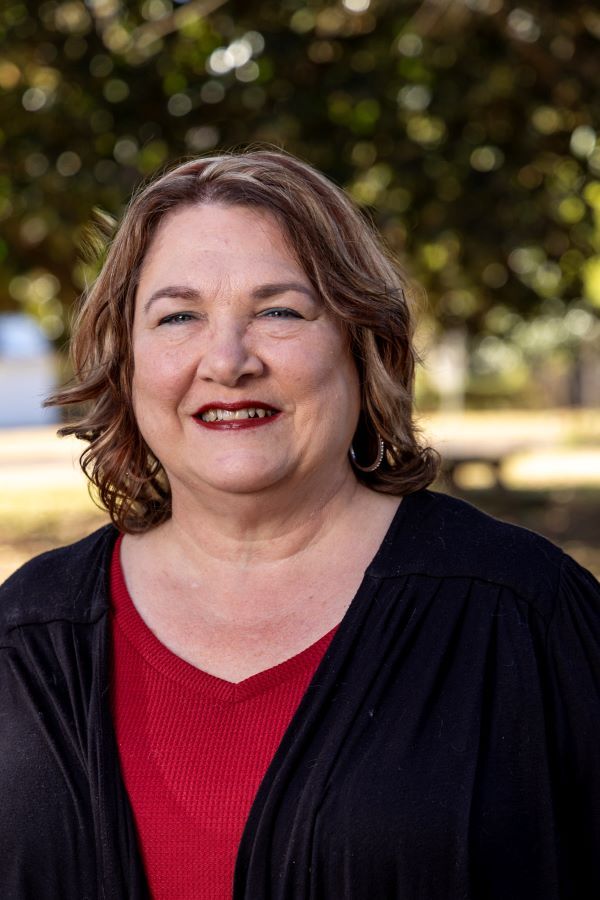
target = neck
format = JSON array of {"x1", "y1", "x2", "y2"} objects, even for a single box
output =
[
  {"x1": 156, "y1": 465, "x2": 370, "y2": 569},
  {"x1": 120, "y1": 469, "x2": 402, "y2": 645}
]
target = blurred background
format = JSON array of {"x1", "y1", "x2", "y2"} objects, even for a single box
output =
[{"x1": 1, "y1": 0, "x2": 599, "y2": 580}]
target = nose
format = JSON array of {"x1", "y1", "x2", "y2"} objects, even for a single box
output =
[{"x1": 195, "y1": 321, "x2": 264, "y2": 387}]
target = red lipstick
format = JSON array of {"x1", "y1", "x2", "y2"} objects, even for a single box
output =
[{"x1": 193, "y1": 401, "x2": 281, "y2": 430}]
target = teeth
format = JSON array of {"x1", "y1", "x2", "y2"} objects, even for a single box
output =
[{"x1": 200, "y1": 407, "x2": 275, "y2": 422}]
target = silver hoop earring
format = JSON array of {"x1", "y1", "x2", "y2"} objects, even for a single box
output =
[{"x1": 349, "y1": 435, "x2": 385, "y2": 473}]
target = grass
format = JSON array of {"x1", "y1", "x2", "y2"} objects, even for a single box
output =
[
  {"x1": 0, "y1": 489, "x2": 108, "y2": 582},
  {"x1": 0, "y1": 427, "x2": 108, "y2": 580}
]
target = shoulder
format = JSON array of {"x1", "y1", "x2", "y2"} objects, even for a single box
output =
[
  {"x1": 373, "y1": 490, "x2": 572, "y2": 616},
  {"x1": 0, "y1": 524, "x2": 118, "y2": 633}
]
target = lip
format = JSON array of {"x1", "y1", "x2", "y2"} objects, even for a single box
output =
[{"x1": 193, "y1": 400, "x2": 281, "y2": 430}]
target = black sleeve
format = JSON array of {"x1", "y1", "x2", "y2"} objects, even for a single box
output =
[{"x1": 546, "y1": 556, "x2": 600, "y2": 896}]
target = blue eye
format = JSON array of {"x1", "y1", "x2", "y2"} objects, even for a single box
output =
[
  {"x1": 158, "y1": 312, "x2": 195, "y2": 325},
  {"x1": 258, "y1": 308, "x2": 302, "y2": 319}
]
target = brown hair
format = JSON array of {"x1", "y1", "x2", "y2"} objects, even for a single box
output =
[{"x1": 49, "y1": 149, "x2": 439, "y2": 531}]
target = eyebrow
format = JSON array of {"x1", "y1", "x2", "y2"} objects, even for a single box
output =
[{"x1": 142, "y1": 281, "x2": 317, "y2": 314}]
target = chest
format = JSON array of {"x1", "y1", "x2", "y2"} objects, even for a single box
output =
[{"x1": 121, "y1": 559, "x2": 366, "y2": 682}]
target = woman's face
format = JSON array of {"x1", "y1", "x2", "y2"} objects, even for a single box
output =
[{"x1": 131, "y1": 203, "x2": 361, "y2": 502}]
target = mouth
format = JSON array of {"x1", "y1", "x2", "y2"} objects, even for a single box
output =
[{"x1": 193, "y1": 401, "x2": 281, "y2": 430}]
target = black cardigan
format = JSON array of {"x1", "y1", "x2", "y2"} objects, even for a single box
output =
[{"x1": 1, "y1": 490, "x2": 598, "y2": 899}]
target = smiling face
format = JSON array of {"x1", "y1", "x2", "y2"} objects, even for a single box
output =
[{"x1": 131, "y1": 203, "x2": 361, "y2": 505}]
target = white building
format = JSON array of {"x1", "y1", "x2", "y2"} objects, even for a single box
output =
[{"x1": 0, "y1": 314, "x2": 58, "y2": 427}]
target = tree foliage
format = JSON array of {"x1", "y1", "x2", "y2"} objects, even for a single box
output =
[{"x1": 1, "y1": 0, "x2": 599, "y2": 382}]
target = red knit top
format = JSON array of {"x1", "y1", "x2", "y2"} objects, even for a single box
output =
[{"x1": 109, "y1": 537, "x2": 335, "y2": 899}]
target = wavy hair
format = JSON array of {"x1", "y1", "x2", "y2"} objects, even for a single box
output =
[{"x1": 48, "y1": 149, "x2": 439, "y2": 531}]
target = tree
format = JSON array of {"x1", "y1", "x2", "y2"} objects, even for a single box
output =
[{"x1": 1, "y1": 0, "x2": 599, "y2": 400}]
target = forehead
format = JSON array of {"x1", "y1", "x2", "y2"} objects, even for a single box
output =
[{"x1": 140, "y1": 203, "x2": 299, "y2": 273}]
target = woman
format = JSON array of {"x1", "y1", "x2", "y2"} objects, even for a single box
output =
[{"x1": 0, "y1": 150, "x2": 598, "y2": 900}]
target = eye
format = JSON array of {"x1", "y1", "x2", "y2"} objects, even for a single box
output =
[
  {"x1": 257, "y1": 307, "x2": 303, "y2": 319},
  {"x1": 158, "y1": 312, "x2": 195, "y2": 325}
]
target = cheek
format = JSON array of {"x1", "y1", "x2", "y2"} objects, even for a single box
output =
[
  {"x1": 328, "y1": 353, "x2": 361, "y2": 427},
  {"x1": 132, "y1": 340, "x2": 190, "y2": 403},
  {"x1": 320, "y1": 340, "x2": 360, "y2": 401},
  {"x1": 290, "y1": 342, "x2": 360, "y2": 415}
]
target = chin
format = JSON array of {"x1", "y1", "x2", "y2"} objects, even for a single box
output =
[{"x1": 182, "y1": 463, "x2": 291, "y2": 497}]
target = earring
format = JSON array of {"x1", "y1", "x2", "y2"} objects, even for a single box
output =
[{"x1": 349, "y1": 434, "x2": 385, "y2": 473}]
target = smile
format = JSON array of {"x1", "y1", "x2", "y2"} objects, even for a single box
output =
[
  {"x1": 193, "y1": 402, "x2": 281, "y2": 430},
  {"x1": 200, "y1": 407, "x2": 276, "y2": 422}
]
